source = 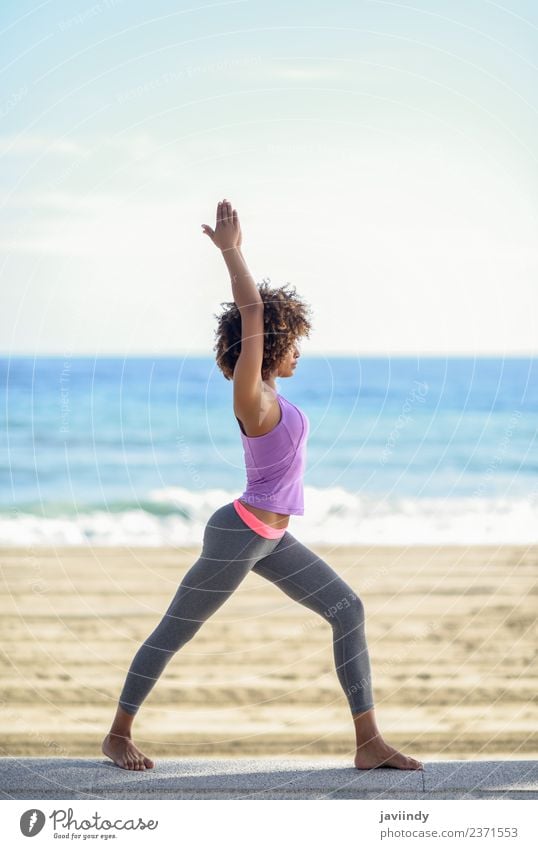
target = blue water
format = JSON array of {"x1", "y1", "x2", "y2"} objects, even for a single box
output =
[{"x1": 1, "y1": 356, "x2": 537, "y2": 544}]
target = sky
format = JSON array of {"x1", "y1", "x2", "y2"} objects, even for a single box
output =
[{"x1": 0, "y1": 0, "x2": 537, "y2": 356}]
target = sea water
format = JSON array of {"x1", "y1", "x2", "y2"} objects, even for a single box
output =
[{"x1": 1, "y1": 355, "x2": 536, "y2": 545}]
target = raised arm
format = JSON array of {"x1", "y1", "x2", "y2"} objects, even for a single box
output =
[{"x1": 201, "y1": 199, "x2": 265, "y2": 417}]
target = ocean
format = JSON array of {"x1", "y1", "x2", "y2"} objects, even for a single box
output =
[{"x1": 1, "y1": 356, "x2": 536, "y2": 545}]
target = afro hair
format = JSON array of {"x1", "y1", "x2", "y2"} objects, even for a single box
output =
[{"x1": 213, "y1": 278, "x2": 313, "y2": 381}]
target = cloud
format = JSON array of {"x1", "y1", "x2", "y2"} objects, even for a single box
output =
[
  {"x1": 269, "y1": 65, "x2": 345, "y2": 80},
  {"x1": 0, "y1": 134, "x2": 87, "y2": 156}
]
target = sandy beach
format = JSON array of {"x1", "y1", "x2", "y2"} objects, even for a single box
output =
[{"x1": 0, "y1": 544, "x2": 536, "y2": 762}]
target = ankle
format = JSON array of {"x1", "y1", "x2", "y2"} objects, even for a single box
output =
[
  {"x1": 355, "y1": 732, "x2": 382, "y2": 748},
  {"x1": 355, "y1": 726, "x2": 381, "y2": 743},
  {"x1": 108, "y1": 729, "x2": 132, "y2": 741},
  {"x1": 352, "y1": 710, "x2": 380, "y2": 745}
]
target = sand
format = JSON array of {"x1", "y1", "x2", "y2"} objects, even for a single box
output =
[{"x1": 0, "y1": 544, "x2": 536, "y2": 761}]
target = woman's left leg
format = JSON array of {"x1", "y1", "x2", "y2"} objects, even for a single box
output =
[
  {"x1": 252, "y1": 530, "x2": 374, "y2": 715},
  {"x1": 252, "y1": 530, "x2": 423, "y2": 770}
]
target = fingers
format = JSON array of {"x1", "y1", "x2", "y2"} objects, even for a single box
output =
[
  {"x1": 201, "y1": 224, "x2": 215, "y2": 240},
  {"x1": 221, "y1": 198, "x2": 232, "y2": 225},
  {"x1": 214, "y1": 198, "x2": 234, "y2": 229},
  {"x1": 217, "y1": 199, "x2": 228, "y2": 226},
  {"x1": 232, "y1": 209, "x2": 238, "y2": 227}
]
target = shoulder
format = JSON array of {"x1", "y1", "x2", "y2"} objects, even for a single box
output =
[{"x1": 235, "y1": 384, "x2": 282, "y2": 438}]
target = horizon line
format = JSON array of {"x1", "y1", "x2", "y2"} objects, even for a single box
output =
[{"x1": 1, "y1": 352, "x2": 536, "y2": 359}]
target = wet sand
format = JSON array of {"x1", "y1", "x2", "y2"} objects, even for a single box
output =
[{"x1": 0, "y1": 545, "x2": 536, "y2": 761}]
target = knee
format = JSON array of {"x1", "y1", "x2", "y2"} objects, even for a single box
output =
[
  {"x1": 325, "y1": 590, "x2": 365, "y2": 627},
  {"x1": 145, "y1": 616, "x2": 201, "y2": 655}
]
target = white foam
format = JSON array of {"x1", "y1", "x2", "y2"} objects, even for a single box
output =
[{"x1": 2, "y1": 486, "x2": 537, "y2": 546}]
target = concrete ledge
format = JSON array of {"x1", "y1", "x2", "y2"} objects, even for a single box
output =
[{"x1": 0, "y1": 758, "x2": 537, "y2": 800}]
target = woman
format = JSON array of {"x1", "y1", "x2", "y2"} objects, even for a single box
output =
[{"x1": 101, "y1": 199, "x2": 423, "y2": 772}]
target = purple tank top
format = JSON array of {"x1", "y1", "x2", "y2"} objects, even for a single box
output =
[{"x1": 237, "y1": 392, "x2": 309, "y2": 515}]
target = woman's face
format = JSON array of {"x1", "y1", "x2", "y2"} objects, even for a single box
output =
[{"x1": 277, "y1": 341, "x2": 301, "y2": 378}]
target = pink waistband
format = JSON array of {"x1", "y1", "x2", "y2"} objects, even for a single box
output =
[{"x1": 233, "y1": 499, "x2": 286, "y2": 539}]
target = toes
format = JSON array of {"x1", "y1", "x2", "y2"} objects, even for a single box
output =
[{"x1": 107, "y1": 742, "x2": 153, "y2": 772}]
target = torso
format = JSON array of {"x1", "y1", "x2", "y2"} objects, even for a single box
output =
[
  {"x1": 235, "y1": 384, "x2": 291, "y2": 529},
  {"x1": 237, "y1": 498, "x2": 290, "y2": 529}
]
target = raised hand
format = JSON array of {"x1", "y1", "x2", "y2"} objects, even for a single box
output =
[{"x1": 201, "y1": 198, "x2": 242, "y2": 252}]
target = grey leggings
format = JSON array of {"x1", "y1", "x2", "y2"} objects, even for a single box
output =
[{"x1": 118, "y1": 501, "x2": 374, "y2": 717}]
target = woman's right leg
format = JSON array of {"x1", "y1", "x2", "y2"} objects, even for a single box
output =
[
  {"x1": 102, "y1": 502, "x2": 281, "y2": 769},
  {"x1": 251, "y1": 531, "x2": 423, "y2": 770}
]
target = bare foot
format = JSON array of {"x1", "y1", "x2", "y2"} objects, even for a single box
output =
[
  {"x1": 354, "y1": 734, "x2": 423, "y2": 770},
  {"x1": 102, "y1": 732, "x2": 155, "y2": 770}
]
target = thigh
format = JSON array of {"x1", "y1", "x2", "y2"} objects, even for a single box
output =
[
  {"x1": 251, "y1": 531, "x2": 359, "y2": 619},
  {"x1": 163, "y1": 502, "x2": 281, "y2": 622}
]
